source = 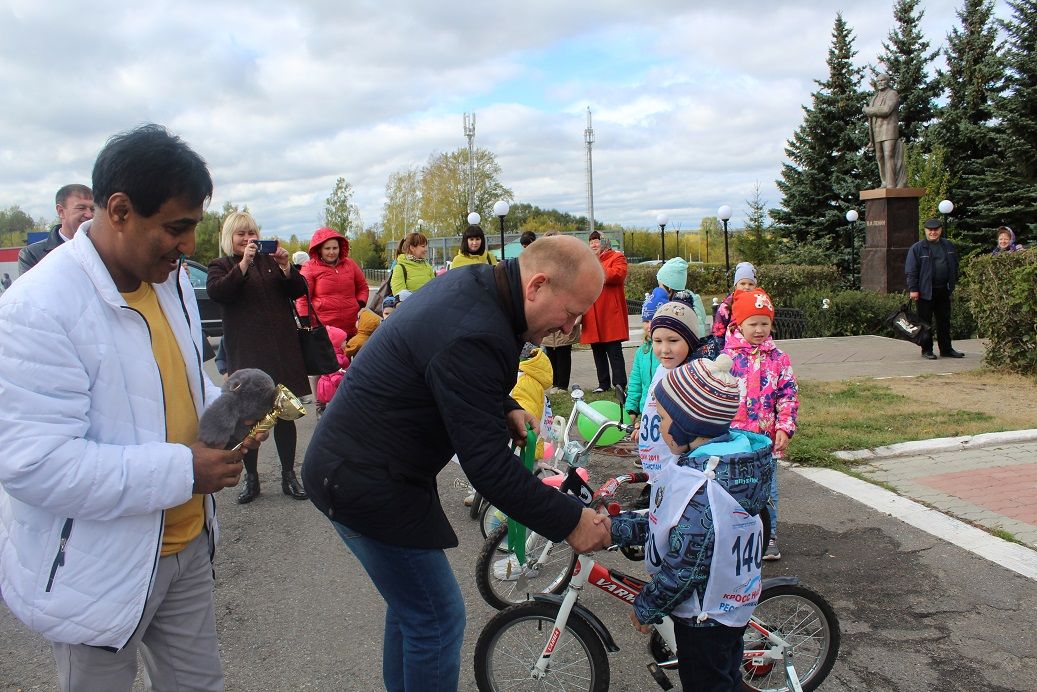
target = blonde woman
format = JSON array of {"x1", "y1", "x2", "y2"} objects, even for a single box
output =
[{"x1": 206, "y1": 211, "x2": 310, "y2": 503}]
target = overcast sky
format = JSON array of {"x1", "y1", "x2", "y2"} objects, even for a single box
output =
[{"x1": 0, "y1": 0, "x2": 1012, "y2": 239}]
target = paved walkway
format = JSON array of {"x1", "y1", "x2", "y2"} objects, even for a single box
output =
[{"x1": 857, "y1": 441, "x2": 1037, "y2": 550}]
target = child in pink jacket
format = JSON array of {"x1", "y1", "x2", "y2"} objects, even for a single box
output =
[
  {"x1": 723, "y1": 288, "x2": 799, "y2": 562},
  {"x1": 315, "y1": 326, "x2": 350, "y2": 416}
]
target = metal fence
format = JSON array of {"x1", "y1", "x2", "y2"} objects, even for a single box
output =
[{"x1": 363, "y1": 268, "x2": 390, "y2": 285}]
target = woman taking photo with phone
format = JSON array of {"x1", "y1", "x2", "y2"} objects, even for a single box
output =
[{"x1": 207, "y1": 211, "x2": 311, "y2": 503}]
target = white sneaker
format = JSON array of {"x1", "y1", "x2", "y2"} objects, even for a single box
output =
[
  {"x1": 463, "y1": 492, "x2": 476, "y2": 507},
  {"x1": 493, "y1": 556, "x2": 539, "y2": 581}
]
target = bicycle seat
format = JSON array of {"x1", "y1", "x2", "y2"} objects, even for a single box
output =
[{"x1": 542, "y1": 468, "x2": 589, "y2": 488}]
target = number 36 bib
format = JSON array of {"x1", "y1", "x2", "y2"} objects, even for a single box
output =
[{"x1": 646, "y1": 457, "x2": 763, "y2": 627}]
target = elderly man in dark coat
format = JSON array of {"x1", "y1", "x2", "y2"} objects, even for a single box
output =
[{"x1": 905, "y1": 218, "x2": 964, "y2": 360}]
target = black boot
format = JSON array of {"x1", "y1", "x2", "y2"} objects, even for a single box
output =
[
  {"x1": 281, "y1": 468, "x2": 307, "y2": 500},
  {"x1": 237, "y1": 472, "x2": 260, "y2": 504}
]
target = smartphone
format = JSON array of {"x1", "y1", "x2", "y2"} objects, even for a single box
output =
[{"x1": 255, "y1": 239, "x2": 279, "y2": 254}]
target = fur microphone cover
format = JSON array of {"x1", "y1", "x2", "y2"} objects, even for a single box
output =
[{"x1": 198, "y1": 368, "x2": 277, "y2": 448}]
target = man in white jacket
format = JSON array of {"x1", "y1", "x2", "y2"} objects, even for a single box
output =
[{"x1": 0, "y1": 125, "x2": 254, "y2": 691}]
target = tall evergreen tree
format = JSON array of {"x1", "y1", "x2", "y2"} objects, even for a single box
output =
[
  {"x1": 773, "y1": 14, "x2": 875, "y2": 270},
  {"x1": 876, "y1": 0, "x2": 942, "y2": 144},
  {"x1": 971, "y1": 0, "x2": 1037, "y2": 243},
  {"x1": 933, "y1": 0, "x2": 1004, "y2": 254}
]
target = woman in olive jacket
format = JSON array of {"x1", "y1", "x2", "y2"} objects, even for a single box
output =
[{"x1": 207, "y1": 211, "x2": 310, "y2": 503}]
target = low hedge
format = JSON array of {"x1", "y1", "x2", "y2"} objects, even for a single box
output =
[
  {"x1": 964, "y1": 252, "x2": 1037, "y2": 375},
  {"x1": 625, "y1": 263, "x2": 840, "y2": 304},
  {"x1": 786, "y1": 289, "x2": 976, "y2": 340}
]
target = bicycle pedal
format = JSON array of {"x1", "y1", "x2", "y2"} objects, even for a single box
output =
[{"x1": 646, "y1": 662, "x2": 673, "y2": 690}]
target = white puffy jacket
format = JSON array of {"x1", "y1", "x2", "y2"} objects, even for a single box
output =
[{"x1": 0, "y1": 223, "x2": 221, "y2": 648}]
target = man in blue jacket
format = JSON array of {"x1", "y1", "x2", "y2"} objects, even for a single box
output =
[
  {"x1": 304, "y1": 234, "x2": 613, "y2": 692},
  {"x1": 905, "y1": 218, "x2": 964, "y2": 360}
]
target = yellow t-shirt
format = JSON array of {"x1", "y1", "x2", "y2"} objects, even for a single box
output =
[{"x1": 122, "y1": 282, "x2": 203, "y2": 556}]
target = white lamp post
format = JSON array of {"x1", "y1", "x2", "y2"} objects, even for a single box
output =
[
  {"x1": 493, "y1": 200, "x2": 510, "y2": 259},
  {"x1": 656, "y1": 213, "x2": 669, "y2": 260},
  {"x1": 717, "y1": 205, "x2": 733, "y2": 273},
  {"x1": 845, "y1": 209, "x2": 860, "y2": 288}
]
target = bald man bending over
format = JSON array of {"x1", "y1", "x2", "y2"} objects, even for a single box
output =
[{"x1": 304, "y1": 235, "x2": 609, "y2": 692}]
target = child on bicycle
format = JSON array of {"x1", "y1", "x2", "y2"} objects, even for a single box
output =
[
  {"x1": 626, "y1": 299, "x2": 701, "y2": 477},
  {"x1": 723, "y1": 288, "x2": 798, "y2": 562},
  {"x1": 610, "y1": 354, "x2": 773, "y2": 691}
]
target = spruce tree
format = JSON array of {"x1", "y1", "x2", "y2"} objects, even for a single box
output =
[
  {"x1": 773, "y1": 14, "x2": 874, "y2": 269},
  {"x1": 876, "y1": 0, "x2": 941, "y2": 143},
  {"x1": 933, "y1": 0, "x2": 1004, "y2": 254},
  {"x1": 971, "y1": 0, "x2": 1037, "y2": 243},
  {"x1": 733, "y1": 183, "x2": 777, "y2": 265}
]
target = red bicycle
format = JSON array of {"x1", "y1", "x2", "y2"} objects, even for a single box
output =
[{"x1": 473, "y1": 388, "x2": 840, "y2": 691}]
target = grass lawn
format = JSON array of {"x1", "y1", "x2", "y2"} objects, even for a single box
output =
[{"x1": 549, "y1": 370, "x2": 1037, "y2": 468}]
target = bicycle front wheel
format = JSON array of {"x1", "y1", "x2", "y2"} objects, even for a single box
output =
[
  {"x1": 474, "y1": 601, "x2": 609, "y2": 692},
  {"x1": 475, "y1": 523, "x2": 577, "y2": 610},
  {"x1": 741, "y1": 583, "x2": 840, "y2": 692}
]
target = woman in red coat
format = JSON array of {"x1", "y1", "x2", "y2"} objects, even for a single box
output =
[
  {"x1": 580, "y1": 231, "x2": 629, "y2": 392},
  {"x1": 297, "y1": 227, "x2": 369, "y2": 338}
]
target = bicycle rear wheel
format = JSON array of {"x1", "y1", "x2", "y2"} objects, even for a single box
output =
[
  {"x1": 475, "y1": 523, "x2": 577, "y2": 610},
  {"x1": 474, "y1": 601, "x2": 609, "y2": 692},
  {"x1": 741, "y1": 583, "x2": 840, "y2": 692},
  {"x1": 479, "y1": 502, "x2": 508, "y2": 541}
]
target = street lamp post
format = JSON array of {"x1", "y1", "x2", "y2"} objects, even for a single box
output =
[
  {"x1": 656, "y1": 213, "x2": 669, "y2": 261},
  {"x1": 938, "y1": 199, "x2": 954, "y2": 227},
  {"x1": 845, "y1": 209, "x2": 859, "y2": 289},
  {"x1": 493, "y1": 200, "x2": 510, "y2": 260},
  {"x1": 717, "y1": 205, "x2": 733, "y2": 274}
]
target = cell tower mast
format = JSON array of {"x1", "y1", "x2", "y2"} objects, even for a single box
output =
[
  {"x1": 464, "y1": 113, "x2": 476, "y2": 213},
  {"x1": 584, "y1": 107, "x2": 595, "y2": 234}
]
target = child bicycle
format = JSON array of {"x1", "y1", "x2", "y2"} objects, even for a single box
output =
[{"x1": 473, "y1": 387, "x2": 840, "y2": 691}]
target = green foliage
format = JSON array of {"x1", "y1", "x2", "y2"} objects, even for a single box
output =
[
  {"x1": 417, "y1": 148, "x2": 513, "y2": 238},
  {"x1": 932, "y1": 0, "x2": 1006, "y2": 256},
  {"x1": 773, "y1": 14, "x2": 876, "y2": 273},
  {"x1": 970, "y1": 0, "x2": 1037, "y2": 243},
  {"x1": 348, "y1": 228, "x2": 387, "y2": 268},
  {"x1": 906, "y1": 143, "x2": 953, "y2": 236},
  {"x1": 0, "y1": 205, "x2": 45, "y2": 247},
  {"x1": 876, "y1": 0, "x2": 941, "y2": 143},
  {"x1": 732, "y1": 183, "x2": 777, "y2": 265},
  {"x1": 191, "y1": 202, "x2": 244, "y2": 266},
  {"x1": 509, "y1": 203, "x2": 588, "y2": 233},
  {"x1": 964, "y1": 251, "x2": 1037, "y2": 375},
  {"x1": 624, "y1": 263, "x2": 840, "y2": 305},
  {"x1": 323, "y1": 177, "x2": 363, "y2": 236},
  {"x1": 785, "y1": 288, "x2": 976, "y2": 340}
]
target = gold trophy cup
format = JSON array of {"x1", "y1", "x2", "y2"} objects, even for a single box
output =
[{"x1": 231, "y1": 384, "x2": 307, "y2": 451}]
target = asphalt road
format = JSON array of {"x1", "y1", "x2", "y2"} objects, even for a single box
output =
[{"x1": 3, "y1": 399, "x2": 1036, "y2": 691}]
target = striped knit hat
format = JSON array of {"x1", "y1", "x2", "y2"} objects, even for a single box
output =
[
  {"x1": 653, "y1": 354, "x2": 741, "y2": 445},
  {"x1": 650, "y1": 300, "x2": 701, "y2": 352}
]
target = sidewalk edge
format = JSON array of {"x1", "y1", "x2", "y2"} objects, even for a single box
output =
[
  {"x1": 833, "y1": 428, "x2": 1037, "y2": 461},
  {"x1": 790, "y1": 465, "x2": 1037, "y2": 582}
]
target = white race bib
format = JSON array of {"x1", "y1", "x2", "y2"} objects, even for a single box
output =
[
  {"x1": 638, "y1": 366, "x2": 678, "y2": 482},
  {"x1": 645, "y1": 459, "x2": 763, "y2": 626}
]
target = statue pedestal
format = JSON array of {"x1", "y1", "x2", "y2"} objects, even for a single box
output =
[{"x1": 859, "y1": 187, "x2": 924, "y2": 293}]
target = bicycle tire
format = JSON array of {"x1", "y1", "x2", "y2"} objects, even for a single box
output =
[
  {"x1": 479, "y1": 502, "x2": 508, "y2": 541},
  {"x1": 468, "y1": 491, "x2": 485, "y2": 519},
  {"x1": 741, "y1": 583, "x2": 840, "y2": 692},
  {"x1": 475, "y1": 523, "x2": 577, "y2": 611},
  {"x1": 474, "y1": 601, "x2": 609, "y2": 692}
]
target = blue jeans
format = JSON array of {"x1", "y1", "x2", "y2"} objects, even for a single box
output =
[{"x1": 332, "y1": 521, "x2": 465, "y2": 692}]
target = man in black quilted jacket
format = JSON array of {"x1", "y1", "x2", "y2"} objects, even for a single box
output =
[
  {"x1": 304, "y1": 234, "x2": 612, "y2": 692},
  {"x1": 905, "y1": 218, "x2": 964, "y2": 360}
]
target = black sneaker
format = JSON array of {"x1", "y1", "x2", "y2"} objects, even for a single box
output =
[
  {"x1": 763, "y1": 538, "x2": 782, "y2": 561},
  {"x1": 921, "y1": 352, "x2": 938, "y2": 360}
]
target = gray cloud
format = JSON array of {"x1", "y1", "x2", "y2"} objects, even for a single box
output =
[{"x1": 0, "y1": 0, "x2": 1008, "y2": 239}]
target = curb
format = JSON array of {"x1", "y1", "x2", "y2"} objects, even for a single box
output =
[
  {"x1": 791, "y1": 465, "x2": 1037, "y2": 581},
  {"x1": 833, "y1": 428, "x2": 1037, "y2": 462}
]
